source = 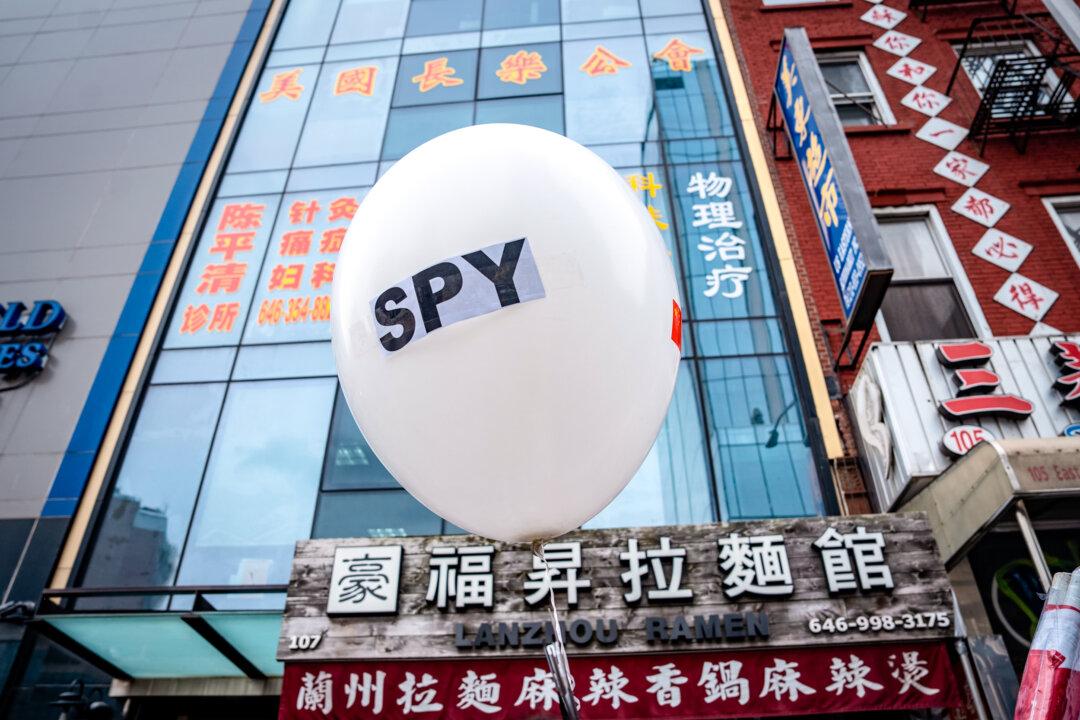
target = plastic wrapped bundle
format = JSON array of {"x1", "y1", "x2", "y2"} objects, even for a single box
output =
[{"x1": 1014, "y1": 571, "x2": 1080, "y2": 720}]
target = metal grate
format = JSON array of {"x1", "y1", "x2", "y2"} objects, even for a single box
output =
[{"x1": 948, "y1": 12, "x2": 1080, "y2": 154}]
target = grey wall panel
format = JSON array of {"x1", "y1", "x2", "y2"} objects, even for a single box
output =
[{"x1": 0, "y1": 0, "x2": 258, "y2": 535}]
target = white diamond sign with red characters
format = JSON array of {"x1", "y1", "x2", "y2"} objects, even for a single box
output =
[
  {"x1": 952, "y1": 188, "x2": 1009, "y2": 228},
  {"x1": 971, "y1": 229, "x2": 1031, "y2": 272},
  {"x1": 933, "y1": 151, "x2": 989, "y2": 187},
  {"x1": 916, "y1": 118, "x2": 968, "y2": 150},
  {"x1": 873, "y1": 30, "x2": 921, "y2": 57},
  {"x1": 901, "y1": 86, "x2": 951, "y2": 117},
  {"x1": 993, "y1": 272, "x2": 1059, "y2": 322},
  {"x1": 886, "y1": 57, "x2": 936, "y2": 85},
  {"x1": 1031, "y1": 321, "x2": 1063, "y2": 336},
  {"x1": 861, "y1": 5, "x2": 906, "y2": 29}
]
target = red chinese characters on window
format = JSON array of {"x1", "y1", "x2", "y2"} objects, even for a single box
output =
[
  {"x1": 260, "y1": 68, "x2": 304, "y2": 103},
  {"x1": 254, "y1": 195, "x2": 355, "y2": 329},
  {"x1": 208, "y1": 302, "x2": 240, "y2": 332},
  {"x1": 310, "y1": 261, "x2": 335, "y2": 290},
  {"x1": 412, "y1": 57, "x2": 463, "y2": 93},
  {"x1": 935, "y1": 341, "x2": 1035, "y2": 423},
  {"x1": 178, "y1": 202, "x2": 269, "y2": 338},
  {"x1": 290, "y1": 200, "x2": 321, "y2": 225},
  {"x1": 211, "y1": 232, "x2": 255, "y2": 261},
  {"x1": 320, "y1": 227, "x2": 346, "y2": 254},
  {"x1": 197, "y1": 263, "x2": 247, "y2": 294},
  {"x1": 652, "y1": 38, "x2": 703, "y2": 73},
  {"x1": 328, "y1": 196, "x2": 359, "y2": 222},
  {"x1": 334, "y1": 66, "x2": 377, "y2": 97},
  {"x1": 280, "y1": 230, "x2": 313, "y2": 256},
  {"x1": 179, "y1": 303, "x2": 211, "y2": 334},
  {"x1": 219, "y1": 202, "x2": 265, "y2": 231},
  {"x1": 1050, "y1": 341, "x2": 1080, "y2": 405},
  {"x1": 580, "y1": 45, "x2": 632, "y2": 77},
  {"x1": 269, "y1": 263, "x2": 305, "y2": 291},
  {"x1": 180, "y1": 302, "x2": 239, "y2": 334},
  {"x1": 496, "y1": 50, "x2": 548, "y2": 85}
]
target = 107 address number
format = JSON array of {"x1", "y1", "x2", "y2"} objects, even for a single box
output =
[{"x1": 808, "y1": 612, "x2": 951, "y2": 634}]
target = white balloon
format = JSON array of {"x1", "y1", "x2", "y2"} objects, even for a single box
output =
[{"x1": 332, "y1": 124, "x2": 680, "y2": 543}]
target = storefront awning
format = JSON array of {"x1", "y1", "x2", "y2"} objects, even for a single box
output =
[
  {"x1": 33, "y1": 587, "x2": 285, "y2": 680},
  {"x1": 900, "y1": 437, "x2": 1080, "y2": 566}
]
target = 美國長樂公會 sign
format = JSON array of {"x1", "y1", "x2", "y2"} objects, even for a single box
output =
[{"x1": 773, "y1": 29, "x2": 892, "y2": 344}]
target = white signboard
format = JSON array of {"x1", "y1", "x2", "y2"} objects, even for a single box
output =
[
  {"x1": 327, "y1": 545, "x2": 404, "y2": 615},
  {"x1": 971, "y1": 229, "x2": 1031, "y2": 272},
  {"x1": 932, "y1": 151, "x2": 989, "y2": 188},
  {"x1": 993, "y1": 272, "x2": 1059, "y2": 322},
  {"x1": 873, "y1": 30, "x2": 921, "y2": 57},
  {"x1": 951, "y1": 188, "x2": 1009, "y2": 228},
  {"x1": 915, "y1": 118, "x2": 968, "y2": 150},
  {"x1": 900, "y1": 86, "x2": 951, "y2": 117},
  {"x1": 860, "y1": 5, "x2": 906, "y2": 29}
]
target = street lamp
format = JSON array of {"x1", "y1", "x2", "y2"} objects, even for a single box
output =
[{"x1": 48, "y1": 680, "x2": 113, "y2": 720}]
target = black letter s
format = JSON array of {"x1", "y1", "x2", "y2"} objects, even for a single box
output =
[{"x1": 374, "y1": 287, "x2": 415, "y2": 352}]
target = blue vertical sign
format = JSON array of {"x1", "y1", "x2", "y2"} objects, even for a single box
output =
[{"x1": 773, "y1": 29, "x2": 891, "y2": 334}]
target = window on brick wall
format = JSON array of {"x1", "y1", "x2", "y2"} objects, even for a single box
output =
[
  {"x1": 1044, "y1": 195, "x2": 1080, "y2": 270},
  {"x1": 874, "y1": 208, "x2": 989, "y2": 342},
  {"x1": 815, "y1": 51, "x2": 895, "y2": 126},
  {"x1": 954, "y1": 40, "x2": 1065, "y2": 116}
]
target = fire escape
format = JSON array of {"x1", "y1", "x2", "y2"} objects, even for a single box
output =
[{"x1": 945, "y1": 10, "x2": 1079, "y2": 154}]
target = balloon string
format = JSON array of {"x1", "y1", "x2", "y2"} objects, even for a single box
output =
[
  {"x1": 536, "y1": 541, "x2": 566, "y2": 645},
  {"x1": 533, "y1": 540, "x2": 579, "y2": 720}
]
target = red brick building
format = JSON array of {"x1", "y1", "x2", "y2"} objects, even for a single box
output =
[{"x1": 721, "y1": 0, "x2": 1079, "y2": 511}]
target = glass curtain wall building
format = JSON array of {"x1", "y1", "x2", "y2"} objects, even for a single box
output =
[{"x1": 75, "y1": 0, "x2": 829, "y2": 604}]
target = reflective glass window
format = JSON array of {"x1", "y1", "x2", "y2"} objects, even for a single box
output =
[
  {"x1": 175, "y1": 378, "x2": 336, "y2": 586},
  {"x1": 163, "y1": 196, "x2": 281, "y2": 350},
  {"x1": 670, "y1": 163, "x2": 776, "y2": 321},
  {"x1": 313, "y1": 490, "x2": 443, "y2": 538},
  {"x1": 228, "y1": 65, "x2": 319, "y2": 173},
  {"x1": 332, "y1": 0, "x2": 410, "y2": 44},
  {"x1": 563, "y1": 36, "x2": 652, "y2": 146},
  {"x1": 393, "y1": 50, "x2": 478, "y2": 106},
  {"x1": 693, "y1": 319, "x2": 786, "y2": 358},
  {"x1": 484, "y1": 0, "x2": 560, "y2": 30},
  {"x1": 322, "y1": 388, "x2": 398, "y2": 491},
  {"x1": 701, "y1": 357, "x2": 822, "y2": 520},
  {"x1": 561, "y1": 0, "x2": 639, "y2": 23},
  {"x1": 586, "y1": 361, "x2": 712, "y2": 528},
  {"x1": 80, "y1": 384, "x2": 226, "y2": 600},
  {"x1": 382, "y1": 102, "x2": 474, "y2": 159},
  {"x1": 478, "y1": 43, "x2": 562, "y2": 99},
  {"x1": 84, "y1": 0, "x2": 837, "y2": 602},
  {"x1": 294, "y1": 57, "x2": 399, "y2": 167},
  {"x1": 406, "y1": 0, "x2": 483, "y2": 36},
  {"x1": 641, "y1": 0, "x2": 702, "y2": 15},
  {"x1": 475, "y1": 95, "x2": 564, "y2": 133},
  {"x1": 274, "y1": 1, "x2": 339, "y2": 49},
  {"x1": 243, "y1": 188, "x2": 365, "y2": 345}
]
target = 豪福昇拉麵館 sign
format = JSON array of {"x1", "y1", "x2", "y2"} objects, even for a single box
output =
[{"x1": 279, "y1": 513, "x2": 954, "y2": 662}]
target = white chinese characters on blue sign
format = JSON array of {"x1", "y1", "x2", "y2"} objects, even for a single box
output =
[{"x1": 774, "y1": 41, "x2": 868, "y2": 319}]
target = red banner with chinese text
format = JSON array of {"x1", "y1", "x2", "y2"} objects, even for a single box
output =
[{"x1": 280, "y1": 642, "x2": 959, "y2": 719}]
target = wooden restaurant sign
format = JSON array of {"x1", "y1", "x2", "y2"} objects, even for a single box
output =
[{"x1": 278, "y1": 513, "x2": 960, "y2": 718}]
